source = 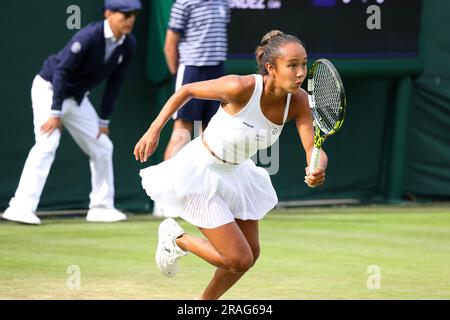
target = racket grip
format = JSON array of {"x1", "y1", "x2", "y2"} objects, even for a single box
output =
[{"x1": 309, "y1": 146, "x2": 321, "y2": 173}]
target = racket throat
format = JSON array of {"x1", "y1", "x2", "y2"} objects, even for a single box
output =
[{"x1": 308, "y1": 94, "x2": 316, "y2": 109}]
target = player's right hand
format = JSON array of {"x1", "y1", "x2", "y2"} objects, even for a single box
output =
[
  {"x1": 134, "y1": 127, "x2": 160, "y2": 163},
  {"x1": 40, "y1": 117, "x2": 62, "y2": 136},
  {"x1": 304, "y1": 166, "x2": 326, "y2": 188}
]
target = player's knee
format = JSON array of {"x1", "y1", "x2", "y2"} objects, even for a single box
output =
[
  {"x1": 251, "y1": 246, "x2": 260, "y2": 266},
  {"x1": 226, "y1": 253, "x2": 254, "y2": 273}
]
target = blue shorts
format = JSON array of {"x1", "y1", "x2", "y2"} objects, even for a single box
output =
[{"x1": 172, "y1": 63, "x2": 224, "y2": 124}]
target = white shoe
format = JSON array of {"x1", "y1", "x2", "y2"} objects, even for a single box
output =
[
  {"x1": 86, "y1": 208, "x2": 127, "y2": 222},
  {"x1": 155, "y1": 218, "x2": 188, "y2": 277},
  {"x1": 2, "y1": 207, "x2": 41, "y2": 225}
]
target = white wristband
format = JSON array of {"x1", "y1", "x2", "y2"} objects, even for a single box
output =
[
  {"x1": 98, "y1": 119, "x2": 110, "y2": 128},
  {"x1": 50, "y1": 110, "x2": 62, "y2": 118}
]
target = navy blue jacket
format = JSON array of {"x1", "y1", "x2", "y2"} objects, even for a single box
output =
[{"x1": 39, "y1": 21, "x2": 136, "y2": 121}]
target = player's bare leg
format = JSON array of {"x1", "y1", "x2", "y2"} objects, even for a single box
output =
[{"x1": 176, "y1": 220, "x2": 260, "y2": 300}]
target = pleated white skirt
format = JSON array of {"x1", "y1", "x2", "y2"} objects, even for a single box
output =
[{"x1": 139, "y1": 137, "x2": 278, "y2": 228}]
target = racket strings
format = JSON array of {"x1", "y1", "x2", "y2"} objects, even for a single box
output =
[{"x1": 313, "y1": 64, "x2": 341, "y2": 133}]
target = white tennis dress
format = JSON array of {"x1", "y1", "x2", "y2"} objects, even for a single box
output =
[{"x1": 140, "y1": 74, "x2": 291, "y2": 228}]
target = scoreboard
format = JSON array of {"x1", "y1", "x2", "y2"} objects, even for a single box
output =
[{"x1": 228, "y1": 0, "x2": 423, "y2": 60}]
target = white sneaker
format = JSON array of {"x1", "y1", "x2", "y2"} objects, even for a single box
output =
[
  {"x1": 2, "y1": 207, "x2": 41, "y2": 225},
  {"x1": 155, "y1": 218, "x2": 188, "y2": 277},
  {"x1": 86, "y1": 208, "x2": 127, "y2": 222}
]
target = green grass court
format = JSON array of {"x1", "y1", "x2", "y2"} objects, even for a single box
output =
[{"x1": 0, "y1": 205, "x2": 449, "y2": 300}]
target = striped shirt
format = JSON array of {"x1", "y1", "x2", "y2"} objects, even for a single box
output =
[{"x1": 168, "y1": 0, "x2": 230, "y2": 66}]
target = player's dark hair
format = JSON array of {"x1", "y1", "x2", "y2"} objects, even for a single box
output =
[{"x1": 255, "y1": 30, "x2": 305, "y2": 75}]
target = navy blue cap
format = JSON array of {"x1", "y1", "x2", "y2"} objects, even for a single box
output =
[{"x1": 104, "y1": 0, "x2": 142, "y2": 12}]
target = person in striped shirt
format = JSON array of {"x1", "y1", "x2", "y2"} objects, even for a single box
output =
[{"x1": 153, "y1": 0, "x2": 230, "y2": 217}]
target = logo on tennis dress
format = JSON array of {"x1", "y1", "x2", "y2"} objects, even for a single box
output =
[
  {"x1": 272, "y1": 128, "x2": 279, "y2": 135},
  {"x1": 118, "y1": 54, "x2": 123, "y2": 64}
]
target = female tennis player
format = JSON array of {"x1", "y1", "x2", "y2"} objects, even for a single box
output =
[{"x1": 134, "y1": 30, "x2": 328, "y2": 300}]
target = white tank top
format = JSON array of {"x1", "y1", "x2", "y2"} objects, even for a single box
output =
[{"x1": 203, "y1": 74, "x2": 291, "y2": 164}]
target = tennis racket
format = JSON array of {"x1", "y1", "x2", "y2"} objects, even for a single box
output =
[{"x1": 307, "y1": 59, "x2": 346, "y2": 173}]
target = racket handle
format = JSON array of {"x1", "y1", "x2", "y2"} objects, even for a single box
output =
[{"x1": 309, "y1": 146, "x2": 321, "y2": 173}]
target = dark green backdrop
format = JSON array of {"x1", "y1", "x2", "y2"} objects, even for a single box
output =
[{"x1": 1, "y1": 0, "x2": 449, "y2": 213}]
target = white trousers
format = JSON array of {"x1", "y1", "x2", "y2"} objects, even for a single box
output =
[{"x1": 9, "y1": 75, "x2": 115, "y2": 212}]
